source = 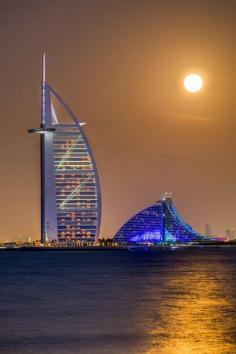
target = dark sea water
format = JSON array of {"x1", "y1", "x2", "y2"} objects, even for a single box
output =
[{"x1": 0, "y1": 248, "x2": 236, "y2": 354}]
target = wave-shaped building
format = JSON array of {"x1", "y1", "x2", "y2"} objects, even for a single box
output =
[
  {"x1": 113, "y1": 194, "x2": 209, "y2": 244},
  {"x1": 29, "y1": 54, "x2": 101, "y2": 245}
]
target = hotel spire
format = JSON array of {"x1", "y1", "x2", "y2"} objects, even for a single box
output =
[{"x1": 42, "y1": 52, "x2": 46, "y2": 82}]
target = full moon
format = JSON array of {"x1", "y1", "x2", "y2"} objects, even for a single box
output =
[{"x1": 184, "y1": 74, "x2": 203, "y2": 93}]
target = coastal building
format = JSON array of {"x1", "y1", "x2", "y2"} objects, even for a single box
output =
[
  {"x1": 205, "y1": 224, "x2": 212, "y2": 237},
  {"x1": 113, "y1": 194, "x2": 209, "y2": 244},
  {"x1": 225, "y1": 229, "x2": 235, "y2": 241},
  {"x1": 29, "y1": 54, "x2": 101, "y2": 245}
]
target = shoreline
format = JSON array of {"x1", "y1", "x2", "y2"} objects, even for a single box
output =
[{"x1": 1, "y1": 244, "x2": 236, "y2": 251}]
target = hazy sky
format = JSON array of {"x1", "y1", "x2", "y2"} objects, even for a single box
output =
[{"x1": 1, "y1": 0, "x2": 236, "y2": 241}]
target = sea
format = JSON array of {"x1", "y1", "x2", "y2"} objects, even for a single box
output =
[{"x1": 0, "y1": 247, "x2": 236, "y2": 354}]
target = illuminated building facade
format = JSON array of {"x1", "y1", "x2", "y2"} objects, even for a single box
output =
[
  {"x1": 29, "y1": 54, "x2": 101, "y2": 244},
  {"x1": 113, "y1": 194, "x2": 209, "y2": 244}
]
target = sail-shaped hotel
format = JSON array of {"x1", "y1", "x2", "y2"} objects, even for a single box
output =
[{"x1": 29, "y1": 54, "x2": 101, "y2": 245}]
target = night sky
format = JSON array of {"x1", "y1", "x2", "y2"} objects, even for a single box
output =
[{"x1": 1, "y1": 0, "x2": 236, "y2": 241}]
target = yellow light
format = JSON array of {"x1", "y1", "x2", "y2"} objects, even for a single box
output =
[{"x1": 184, "y1": 74, "x2": 203, "y2": 93}]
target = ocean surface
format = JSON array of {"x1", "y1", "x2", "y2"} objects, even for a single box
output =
[{"x1": 0, "y1": 248, "x2": 236, "y2": 354}]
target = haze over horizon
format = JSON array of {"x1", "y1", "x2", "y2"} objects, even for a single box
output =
[{"x1": 1, "y1": 0, "x2": 236, "y2": 241}]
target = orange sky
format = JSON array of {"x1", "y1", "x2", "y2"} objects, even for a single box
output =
[{"x1": 1, "y1": 0, "x2": 236, "y2": 241}]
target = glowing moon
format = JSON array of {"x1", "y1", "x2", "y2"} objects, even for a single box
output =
[{"x1": 184, "y1": 74, "x2": 203, "y2": 93}]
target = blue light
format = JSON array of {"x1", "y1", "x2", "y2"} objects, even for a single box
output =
[
  {"x1": 164, "y1": 229, "x2": 177, "y2": 242},
  {"x1": 113, "y1": 198, "x2": 208, "y2": 245},
  {"x1": 131, "y1": 230, "x2": 162, "y2": 243}
]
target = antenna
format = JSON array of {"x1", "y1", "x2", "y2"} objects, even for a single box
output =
[{"x1": 42, "y1": 52, "x2": 46, "y2": 82}]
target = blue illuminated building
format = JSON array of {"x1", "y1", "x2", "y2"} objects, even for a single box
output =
[
  {"x1": 113, "y1": 194, "x2": 209, "y2": 244},
  {"x1": 28, "y1": 54, "x2": 101, "y2": 245}
]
